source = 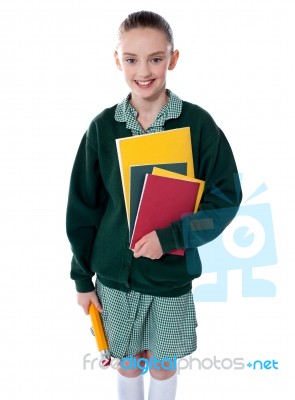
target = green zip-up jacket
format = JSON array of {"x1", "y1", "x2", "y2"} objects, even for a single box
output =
[{"x1": 66, "y1": 101, "x2": 242, "y2": 296}]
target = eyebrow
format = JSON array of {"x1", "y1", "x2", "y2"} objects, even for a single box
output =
[{"x1": 122, "y1": 51, "x2": 166, "y2": 57}]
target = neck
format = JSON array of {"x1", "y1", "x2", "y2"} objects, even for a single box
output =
[{"x1": 130, "y1": 90, "x2": 168, "y2": 119}]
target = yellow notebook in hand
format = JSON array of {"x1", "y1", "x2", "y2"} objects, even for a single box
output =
[
  {"x1": 152, "y1": 167, "x2": 205, "y2": 212},
  {"x1": 116, "y1": 127, "x2": 194, "y2": 225}
]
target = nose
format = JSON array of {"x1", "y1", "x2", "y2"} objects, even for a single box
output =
[{"x1": 137, "y1": 62, "x2": 152, "y2": 78}]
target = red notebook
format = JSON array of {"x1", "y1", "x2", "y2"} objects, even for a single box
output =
[{"x1": 130, "y1": 174, "x2": 201, "y2": 256}]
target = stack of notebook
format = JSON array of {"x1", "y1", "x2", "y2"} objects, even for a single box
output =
[{"x1": 116, "y1": 127, "x2": 205, "y2": 255}]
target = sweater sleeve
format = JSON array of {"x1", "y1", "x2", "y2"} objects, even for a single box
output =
[
  {"x1": 66, "y1": 125, "x2": 107, "y2": 292},
  {"x1": 156, "y1": 122, "x2": 242, "y2": 254}
]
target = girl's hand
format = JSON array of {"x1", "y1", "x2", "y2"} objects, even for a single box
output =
[
  {"x1": 77, "y1": 290, "x2": 103, "y2": 314},
  {"x1": 133, "y1": 231, "x2": 163, "y2": 260}
]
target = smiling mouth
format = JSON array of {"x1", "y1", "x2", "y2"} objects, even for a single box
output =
[{"x1": 135, "y1": 79, "x2": 155, "y2": 87}]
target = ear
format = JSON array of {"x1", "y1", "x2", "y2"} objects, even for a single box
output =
[
  {"x1": 168, "y1": 50, "x2": 179, "y2": 71},
  {"x1": 114, "y1": 51, "x2": 122, "y2": 71}
]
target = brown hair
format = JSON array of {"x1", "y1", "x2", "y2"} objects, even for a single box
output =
[{"x1": 117, "y1": 11, "x2": 174, "y2": 50}]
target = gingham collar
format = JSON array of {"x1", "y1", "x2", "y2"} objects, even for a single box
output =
[{"x1": 114, "y1": 89, "x2": 182, "y2": 135}]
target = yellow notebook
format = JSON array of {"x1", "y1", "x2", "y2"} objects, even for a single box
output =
[
  {"x1": 116, "y1": 127, "x2": 194, "y2": 225},
  {"x1": 152, "y1": 167, "x2": 205, "y2": 212}
]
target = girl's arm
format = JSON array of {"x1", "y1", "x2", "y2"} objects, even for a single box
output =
[
  {"x1": 156, "y1": 125, "x2": 242, "y2": 255},
  {"x1": 66, "y1": 127, "x2": 107, "y2": 293}
]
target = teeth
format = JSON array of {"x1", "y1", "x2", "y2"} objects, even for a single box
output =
[{"x1": 136, "y1": 80, "x2": 153, "y2": 86}]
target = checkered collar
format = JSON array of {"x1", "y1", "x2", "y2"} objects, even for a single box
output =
[{"x1": 114, "y1": 89, "x2": 182, "y2": 135}]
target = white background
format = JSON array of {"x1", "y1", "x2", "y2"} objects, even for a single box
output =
[{"x1": 0, "y1": 0, "x2": 294, "y2": 398}]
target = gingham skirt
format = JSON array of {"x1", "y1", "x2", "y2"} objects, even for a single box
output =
[{"x1": 95, "y1": 278, "x2": 198, "y2": 360}]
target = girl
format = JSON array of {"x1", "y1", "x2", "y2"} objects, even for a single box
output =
[{"x1": 66, "y1": 10, "x2": 242, "y2": 400}]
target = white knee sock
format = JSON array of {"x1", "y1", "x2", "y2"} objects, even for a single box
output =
[
  {"x1": 117, "y1": 371, "x2": 144, "y2": 400},
  {"x1": 148, "y1": 373, "x2": 177, "y2": 400}
]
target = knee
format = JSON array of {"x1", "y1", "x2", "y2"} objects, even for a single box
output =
[
  {"x1": 146, "y1": 350, "x2": 177, "y2": 380},
  {"x1": 149, "y1": 367, "x2": 176, "y2": 380},
  {"x1": 118, "y1": 351, "x2": 147, "y2": 378}
]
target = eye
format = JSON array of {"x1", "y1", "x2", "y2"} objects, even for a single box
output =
[
  {"x1": 151, "y1": 57, "x2": 162, "y2": 63},
  {"x1": 125, "y1": 58, "x2": 137, "y2": 64}
]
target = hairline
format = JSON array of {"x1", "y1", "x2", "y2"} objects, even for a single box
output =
[{"x1": 117, "y1": 27, "x2": 174, "y2": 51}]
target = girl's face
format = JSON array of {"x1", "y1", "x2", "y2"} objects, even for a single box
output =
[{"x1": 114, "y1": 28, "x2": 179, "y2": 103}]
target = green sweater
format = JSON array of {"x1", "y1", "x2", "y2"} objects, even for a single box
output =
[{"x1": 66, "y1": 101, "x2": 242, "y2": 296}]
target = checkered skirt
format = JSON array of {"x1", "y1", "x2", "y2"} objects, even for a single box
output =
[{"x1": 95, "y1": 278, "x2": 198, "y2": 360}]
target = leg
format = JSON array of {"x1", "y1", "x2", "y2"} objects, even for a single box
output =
[
  {"x1": 146, "y1": 350, "x2": 177, "y2": 400},
  {"x1": 117, "y1": 351, "x2": 146, "y2": 400}
]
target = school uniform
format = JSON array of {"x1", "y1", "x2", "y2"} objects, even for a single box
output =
[{"x1": 66, "y1": 90, "x2": 242, "y2": 359}]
